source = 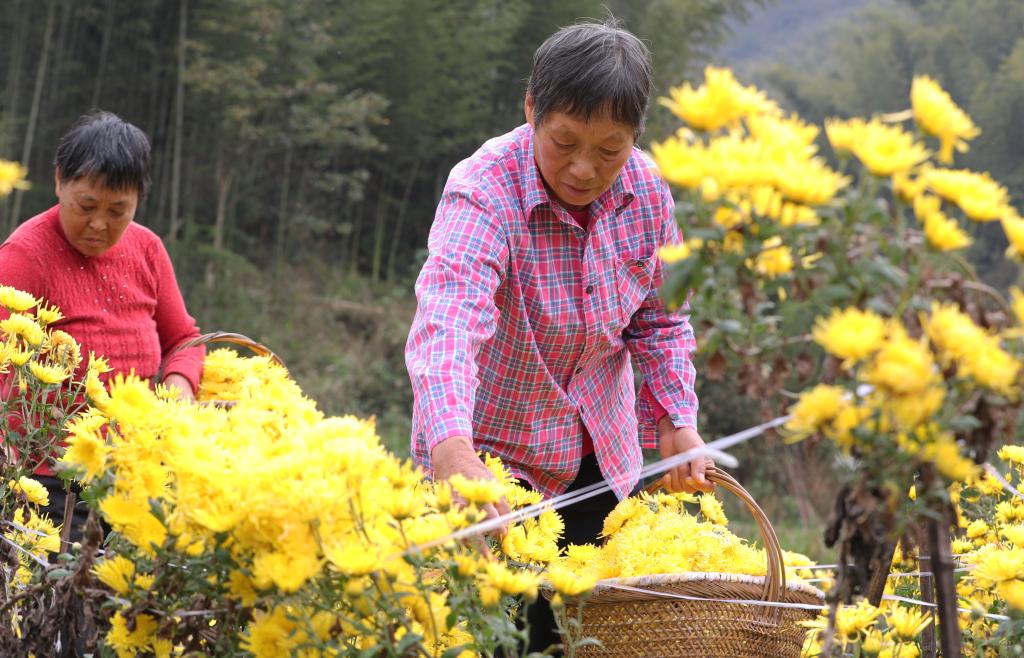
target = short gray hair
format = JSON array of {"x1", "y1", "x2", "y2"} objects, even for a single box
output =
[{"x1": 527, "y1": 20, "x2": 652, "y2": 140}]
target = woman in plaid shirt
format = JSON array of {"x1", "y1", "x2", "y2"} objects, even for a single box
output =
[{"x1": 405, "y1": 19, "x2": 712, "y2": 652}]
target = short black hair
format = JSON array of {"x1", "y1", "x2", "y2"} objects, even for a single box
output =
[
  {"x1": 54, "y1": 111, "x2": 151, "y2": 199},
  {"x1": 527, "y1": 20, "x2": 652, "y2": 139}
]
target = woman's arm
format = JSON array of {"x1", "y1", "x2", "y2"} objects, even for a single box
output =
[{"x1": 149, "y1": 236, "x2": 204, "y2": 397}]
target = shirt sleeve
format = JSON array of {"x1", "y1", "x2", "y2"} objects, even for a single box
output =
[
  {"x1": 405, "y1": 187, "x2": 508, "y2": 462},
  {"x1": 624, "y1": 178, "x2": 699, "y2": 448},
  {"x1": 149, "y1": 236, "x2": 205, "y2": 393}
]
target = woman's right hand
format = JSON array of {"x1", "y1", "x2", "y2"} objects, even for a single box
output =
[{"x1": 431, "y1": 435, "x2": 511, "y2": 535}]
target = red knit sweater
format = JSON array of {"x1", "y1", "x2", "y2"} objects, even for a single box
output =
[{"x1": 1, "y1": 205, "x2": 204, "y2": 472}]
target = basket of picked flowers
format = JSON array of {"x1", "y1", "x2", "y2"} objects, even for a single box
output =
[{"x1": 544, "y1": 467, "x2": 825, "y2": 658}]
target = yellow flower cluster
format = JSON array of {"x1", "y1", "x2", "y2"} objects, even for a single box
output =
[
  {"x1": 58, "y1": 347, "x2": 552, "y2": 657},
  {"x1": 809, "y1": 451, "x2": 1024, "y2": 655},
  {"x1": 802, "y1": 599, "x2": 933, "y2": 657},
  {"x1": 1, "y1": 504, "x2": 60, "y2": 587},
  {"x1": 545, "y1": 489, "x2": 816, "y2": 600},
  {"x1": 0, "y1": 287, "x2": 80, "y2": 387},
  {"x1": 788, "y1": 305, "x2": 1019, "y2": 481}
]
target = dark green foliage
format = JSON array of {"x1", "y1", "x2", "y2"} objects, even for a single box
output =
[
  {"x1": 731, "y1": 0, "x2": 1024, "y2": 286},
  {"x1": 0, "y1": 1, "x2": 765, "y2": 431}
]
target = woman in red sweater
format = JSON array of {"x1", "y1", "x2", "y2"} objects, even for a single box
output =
[{"x1": 0, "y1": 111, "x2": 204, "y2": 521}]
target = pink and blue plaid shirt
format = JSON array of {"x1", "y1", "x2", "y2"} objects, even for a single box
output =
[{"x1": 406, "y1": 123, "x2": 698, "y2": 499}]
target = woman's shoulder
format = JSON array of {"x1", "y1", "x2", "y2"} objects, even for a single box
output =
[
  {"x1": 2, "y1": 205, "x2": 62, "y2": 251},
  {"x1": 120, "y1": 221, "x2": 170, "y2": 255}
]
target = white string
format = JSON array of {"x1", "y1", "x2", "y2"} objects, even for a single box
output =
[
  {"x1": 406, "y1": 445, "x2": 737, "y2": 555},
  {"x1": 984, "y1": 463, "x2": 1024, "y2": 501},
  {"x1": 0, "y1": 533, "x2": 49, "y2": 569},
  {"x1": 2, "y1": 519, "x2": 50, "y2": 538},
  {"x1": 883, "y1": 594, "x2": 1009, "y2": 622},
  {"x1": 599, "y1": 581, "x2": 827, "y2": 612},
  {"x1": 581, "y1": 583, "x2": 1010, "y2": 622},
  {"x1": 799, "y1": 567, "x2": 972, "y2": 584},
  {"x1": 405, "y1": 412, "x2": 803, "y2": 556}
]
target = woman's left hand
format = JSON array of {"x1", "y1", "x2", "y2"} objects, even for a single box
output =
[
  {"x1": 162, "y1": 373, "x2": 196, "y2": 403},
  {"x1": 657, "y1": 418, "x2": 715, "y2": 493}
]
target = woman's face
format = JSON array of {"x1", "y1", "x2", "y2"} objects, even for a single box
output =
[
  {"x1": 54, "y1": 173, "x2": 139, "y2": 257},
  {"x1": 525, "y1": 95, "x2": 635, "y2": 211}
]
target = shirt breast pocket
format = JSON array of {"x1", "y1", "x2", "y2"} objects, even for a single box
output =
[{"x1": 615, "y1": 254, "x2": 656, "y2": 326}]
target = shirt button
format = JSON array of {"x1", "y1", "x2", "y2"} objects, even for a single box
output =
[{"x1": 585, "y1": 284, "x2": 594, "y2": 294}]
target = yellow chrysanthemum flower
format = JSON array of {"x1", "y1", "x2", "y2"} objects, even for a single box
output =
[
  {"x1": 892, "y1": 167, "x2": 929, "y2": 203},
  {"x1": 824, "y1": 117, "x2": 865, "y2": 156},
  {"x1": 28, "y1": 361, "x2": 70, "y2": 385},
  {"x1": 750, "y1": 237, "x2": 793, "y2": 278},
  {"x1": 922, "y1": 302, "x2": 985, "y2": 365},
  {"x1": 93, "y1": 555, "x2": 137, "y2": 595},
  {"x1": 698, "y1": 493, "x2": 728, "y2": 525},
  {"x1": 659, "y1": 65, "x2": 778, "y2": 132},
  {"x1": 0, "y1": 312, "x2": 45, "y2": 347},
  {"x1": 921, "y1": 438, "x2": 979, "y2": 482},
  {"x1": 651, "y1": 135, "x2": 706, "y2": 189},
  {"x1": 746, "y1": 113, "x2": 820, "y2": 154},
  {"x1": 786, "y1": 385, "x2": 848, "y2": 438},
  {"x1": 0, "y1": 159, "x2": 31, "y2": 196},
  {"x1": 658, "y1": 242, "x2": 693, "y2": 264},
  {"x1": 887, "y1": 605, "x2": 932, "y2": 641},
  {"x1": 0, "y1": 285, "x2": 37, "y2": 312},
  {"x1": 1009, "y1": 288, "x2": 1024, "y2": 327},
  {"x1": 9, "y1": 476, "x2": 49, "y2": 507},
  {"x1": 478, "y1": 562, "x2": 540, "y2": 600},
  {"x1": 105, "y1": 611, "x2": 158, "y2": 656},
  {"x1": 545, "y1": 563, "x2": 597, "y2": 597},
  {"x1": 44, "y1": 329, "x2": 82, "y2": 371},
  {"x1": 849, "y1": 118, "x2": 931, "y2": 177},
  {"x1": 1001, "y1": 524, "x2": 1024, "y2": 548},
  {"x1": 1003, "y1": 212, "x2": 1024, "y2": 259},
  {"x1": 771, "y1": 154, "x2": 850, "y2": 206},
  {"x1": 812, "y1": 307, "x2": 887, "y2": 364},
  {"x1": 448, "y1": 474, "x2": 505, "y2": 506},
  {"x1": 921, "y1": 206, "x2": 972, "y2": 251},
  {"x1": 957, "y1": 334, "x2": 1020, "y2": 396},
  {"x1": 973, "y1": 548, "x2": 1024, "y2": 583},
  {"x1": 862, "y1": 335, "x2": 937, "y2": 395},
  {"x1": 34, "y1": 303, "x2": 64, "y2": 326},
  {"x1": 998, "y1": 579, "x2": 1024, "y2": 611},
  {"x1": 924, "y1": 168, "x2": 1012, "y2": 222},
  {"x1": 999, "y1": 445, "x2": 1024, "y2": 464},
  {"x1": 911, "y1": 75, "x2": 979, "y2": 164}
]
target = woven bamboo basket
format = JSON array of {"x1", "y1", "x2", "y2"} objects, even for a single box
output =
[
  {"x1": 158, "y1": 331, "x2": 287, "y2": 379},
  {"x1": 157, "y1": 331, "x2": 287, "y2": 407},
  {"x1": 551, "y1": 467, "x2": 825, "y2": 658}
]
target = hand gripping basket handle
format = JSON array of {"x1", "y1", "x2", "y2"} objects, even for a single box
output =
[
  {"x1": 157, "y1": 331, "x2": 287, "y2": 382},
  {"x1": 644, "y1": 466, "x2": 787, "y2": 603}
]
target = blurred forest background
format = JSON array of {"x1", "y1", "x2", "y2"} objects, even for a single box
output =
[{"x1": 1, "y1": 0, "x2": 1022, "y2": 545}]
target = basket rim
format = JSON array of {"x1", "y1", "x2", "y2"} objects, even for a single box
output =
[{"x1": 588, "y1": 571, "x2": 826, "y2": 600}]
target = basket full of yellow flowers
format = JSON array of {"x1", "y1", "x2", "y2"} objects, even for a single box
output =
[{"x1": 548, "y1": 467, "x2": 825, "y2": 657}]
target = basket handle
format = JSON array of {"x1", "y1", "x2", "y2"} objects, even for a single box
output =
[
  {"x1": 157, "y1": 331, "x2": 287, "y2": 382},
  {"x1": 644, "y1": 466, "x2": 787, "y2": 603}
]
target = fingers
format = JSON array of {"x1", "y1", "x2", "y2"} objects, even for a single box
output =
[
  {"x1": 481, "y1": 502, "x2": 509, "y2": 538},
  {"x1": 687, "y1": 458, "x2": 715, "y2": 493},
  {"x1": 659, "y1": 460, "x2": 715, "y2": 494}
]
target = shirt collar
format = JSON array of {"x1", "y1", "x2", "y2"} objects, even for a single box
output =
[{"x1": 521, "y1": 123, "x2": 636, "y2": 218}]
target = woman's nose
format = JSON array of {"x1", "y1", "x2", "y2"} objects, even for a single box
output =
[{"x1": 568, "y1": 156, "x2": 597, "y2": 181}]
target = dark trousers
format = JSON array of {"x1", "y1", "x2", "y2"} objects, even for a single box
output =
[
  {"x1": 525, "y1": 454, "x2": 634, "y2": 655},
  {"x1": 37, "y1": 475, "x2": 93, "y2": 544}
]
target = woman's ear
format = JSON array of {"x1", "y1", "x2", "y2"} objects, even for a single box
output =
[{"x1": 524, "y1": 94, "x2": 535, "y2": 127}]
